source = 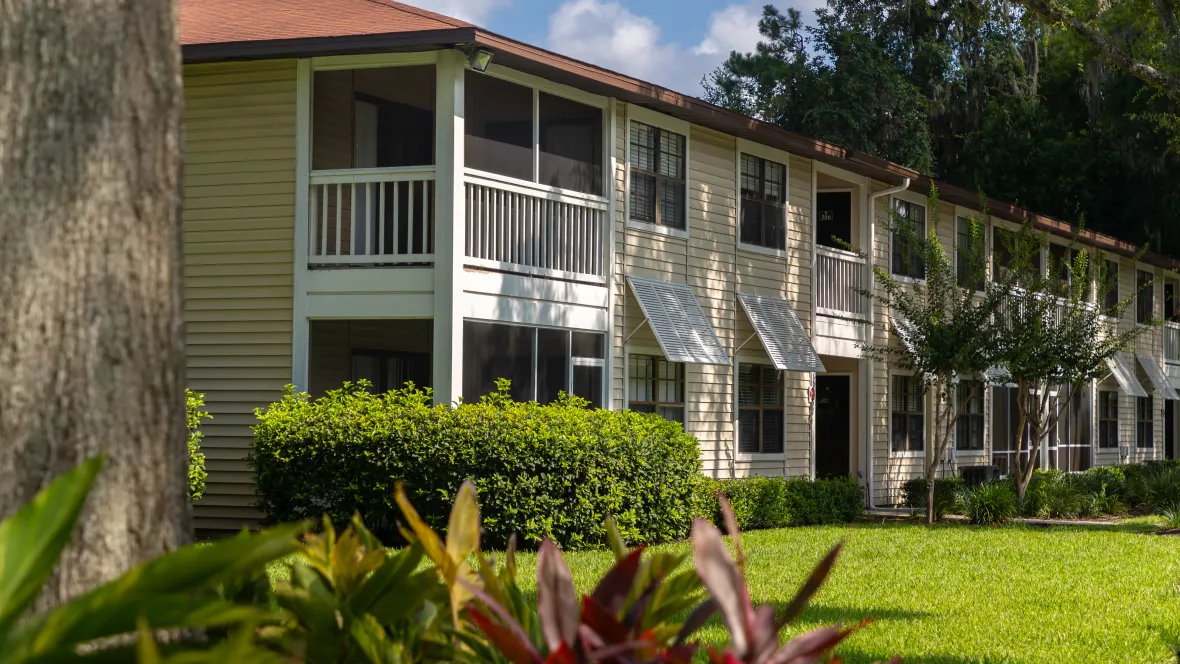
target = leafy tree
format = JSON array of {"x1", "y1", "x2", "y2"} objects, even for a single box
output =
[
  {"x1": 990, "y1": 225, "x2": 1151, "y2": 502},
  {"x1": 855, "y1": 186, "x2": 1003, "y2": 524}
]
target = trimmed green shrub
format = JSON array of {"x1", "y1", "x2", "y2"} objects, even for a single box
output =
[
  {"x1": 901, "y1": 477, "x2": 965, "y2": 520},
  {"x1": 962, "y1": 482, "x2": 1017, "y2": 525},
  {"x1": 249, "y1": 382, "x2": 702, "y2": 550},
  {"x1": 1134, "y1": 462, "x2": 1180, "y2": 513},
  {"x1": 703, "y1": 475, "x2": 865, "y2": 530},
  {"x1": 187, "y1": 388, "x2": 210, "y2": 502},
  {"x1": 1078, "y1": 465, "x2": 1127, "y2": 501}
]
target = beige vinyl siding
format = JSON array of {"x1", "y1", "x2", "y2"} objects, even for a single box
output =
[{"x1": 183, "y1": 60, "x2": 297, "y2": 530}]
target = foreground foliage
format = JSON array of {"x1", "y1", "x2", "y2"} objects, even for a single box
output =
[{"x1": 250, "y1": 382, "x2": 702, "y2": 549}]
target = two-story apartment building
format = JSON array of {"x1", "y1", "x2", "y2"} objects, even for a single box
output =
[{"x1": 181, "y1": 0, "x2": 1180, "y2": 530}]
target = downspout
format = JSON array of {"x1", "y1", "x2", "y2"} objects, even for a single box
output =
[{"x1": 865, "y1": 177, "x2": 912, "y2": 510}]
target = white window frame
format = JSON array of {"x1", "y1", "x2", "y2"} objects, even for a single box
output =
[
  {"x1": 735, "y1": 138, "x2": 791, "y2": 259},
  {"x1": 732, "y1": 357, "x2": 787, "y2": 461},
  {"x1": 888, "y1": 369, "x2": 926, "y2": 458},
  {"x1": 888, "y1": 192, "x2": 928, "y2": 284},
  {"x1": 623, "y1": 346, "x2": 689, "y2": 426},
  {"x1": 625, "y1": 104, "x2": 691, "y2": 239},
  {"x1": 953, "y1": 205, "x2": 988, "y2": 294}
]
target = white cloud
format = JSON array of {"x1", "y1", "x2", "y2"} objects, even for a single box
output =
[
  {"x1": 545, "y1": 0, "x2": 776, "y2": 95},
  {"x1": 693, "y1": 4, "x2": 764, "y2": 56},
  {"x1": 397, "y1": 0, "x2": 510, "y2": 25}
]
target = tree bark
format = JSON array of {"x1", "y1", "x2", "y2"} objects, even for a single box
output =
[{"x1": 0, "y1": 0, "x2": 187, "y2": 607}]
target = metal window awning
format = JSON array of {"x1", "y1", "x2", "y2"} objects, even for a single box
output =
[
  {"x1": 626, "y1": 275, "x2": 730, "y2": 365},
  {"x1": 1106, "y1": 352, "x2": 1149, "y2": 398},
  {"x1": 1136, "y1": 350, "x2": 1178, "y2": 400},
  {"x1": 737, "y1": 292, "x2": 824, "y2": 372},
  {"x1": 890, "y1": 315, "x2": 920, "y2": 358},
  {"x1": 985, "y1": 366, "x2": 1011, "y2": 386}
]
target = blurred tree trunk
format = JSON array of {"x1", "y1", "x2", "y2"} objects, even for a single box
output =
[{"x1": 0, "y1": 0, "x2": 187, "y2": 607}]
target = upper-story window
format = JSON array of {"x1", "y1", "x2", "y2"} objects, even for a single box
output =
[
  {"x1": 1137, "y1": 269, "x2": 1154, "y2": 323},
  {"x1": 816, "y1": 191, "x2": 852, "y2": 249},
  {"x1": 955, "y1": 216, "x2": 985, "y2": 291},
  {"x1": 629, "y1": 121, "x2": 686, "y2": 230},
  {"x1": 312, "y1": 66, "x2": 436, "y2": 170},
  {"x1": 992, "y1": 227, "x2": 1042, "y2": 284},
  {"x1": 1049, "y1": 244, "x2": 1069, "y2": 291},
  {"x1": 891, "y1": 199, "x2": 926, "y2": 279},
  {"x1": 739, "y1": 154, "x2": 786, "y2": 251},
  {"x1": 465, "y1": 72, "x2": 604, "y2": 196},
  {"x1": 1103, "y1": 259, "x2": 1120, "y2": 311}
]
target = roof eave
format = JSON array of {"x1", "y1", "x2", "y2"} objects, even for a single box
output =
[{"x1": 181, "y1": 27, "x2": 475, "y2": 63}]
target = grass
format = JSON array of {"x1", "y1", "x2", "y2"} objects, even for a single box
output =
[{"x1": 269, "y1": 521, "x2": 1180, "y2": 663}]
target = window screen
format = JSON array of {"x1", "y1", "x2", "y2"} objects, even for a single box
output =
[
  {"x1": 1051, "y1": 386, "x2": 1092, "y2": 471},
  {"x1": 464, "y1": 73, "x2": 533, "y2": 181},
  {"x1": 956, "y1": 216, "x2": 985, "y2": 290},
  {"x1": 739, "y1": 154, "x2": 787, "y2": 250},
  {"x1": 539, "y1": 92, "x2": 602, "y2": 195},
  {"x1": 462, "y1": 321, "x2": 535, "y2": 402},
  {"x1": 628, "y1": 354, "x2": 685, "y2": 423},
  {"x1": 737, "y1": 364, "x2": 785, "y2": 453},
  {"x1": 991, "y1": 385, "x2": 1034, "y2": 475},
  {"x1": 891, "y1": 375, "x2": 924, "y2": 452},
  {"x1": 629, "y1": 121, "x2": 686, "y2": 229},
  {"x1": 891, "y1": 200, "x2": 926, "y2": 279}
]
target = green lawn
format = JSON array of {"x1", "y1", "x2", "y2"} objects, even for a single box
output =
[{"x1": 269, "y1": 521, "x2": 1180, "y2": 663}]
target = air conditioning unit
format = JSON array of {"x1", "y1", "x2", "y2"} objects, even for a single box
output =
[{"x1": 959, "y1": 465, "x2": 997, "y2": 486}]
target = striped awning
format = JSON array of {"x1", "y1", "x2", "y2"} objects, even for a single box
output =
[
  {"x1": 626, "y1": 276, "x2": 730, "y2": 365},
  {"x1": 1136, "y1": 350, "x2": 1177, "y2": 400},
  {"x1": 1106, "y1": 352, "x2": 1149, "y2": 398},
  {"x1": 737, "y1": 292, "x2": 824, "y2": 372}
]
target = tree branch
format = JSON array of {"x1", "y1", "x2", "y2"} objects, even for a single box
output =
[{"x1": 1016, "y1": 0, "x2": 1180, "y2": 99}]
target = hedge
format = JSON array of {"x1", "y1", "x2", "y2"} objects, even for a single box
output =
[
  {"x1": 695, "y1": 475, "x2": 865, "y2": 530},
  {"x1": 249, "y1": 382, "x2": 702, "y2": 549}
]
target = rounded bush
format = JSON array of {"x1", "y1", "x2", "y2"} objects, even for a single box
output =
[
  {"x1": 249, "y1": 383, "x2": 702, "y2": 549},
  {"x1": 963, "y1": 482, "x2": 1016, "y2": 526}
]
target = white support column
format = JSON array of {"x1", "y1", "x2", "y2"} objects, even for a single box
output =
[
  {"x1": 291, "y1": 59, "x2": 313, "y2": 391},
  {"x1": 432, "y1": 50, "x2": 466, "y2": 405}
]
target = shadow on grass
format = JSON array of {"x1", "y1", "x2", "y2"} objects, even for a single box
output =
[
  {"x1": 847, "y1": 517, "x2": 1161, "y2": 535},
  {"x1": 831, "y1": 646, "x2": 1019, "y2": 664},
  {"x1": 792, "y1": 604, "x2": 929, "y2": 626}
]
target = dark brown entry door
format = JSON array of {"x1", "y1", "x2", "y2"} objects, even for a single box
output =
[{"x1": 816, "y1": 375, "x2": 851, "y2": 478}]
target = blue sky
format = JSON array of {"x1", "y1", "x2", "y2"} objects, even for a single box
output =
[{"x1": 401, "y1": 0, "x2": 823, "y2": 95}]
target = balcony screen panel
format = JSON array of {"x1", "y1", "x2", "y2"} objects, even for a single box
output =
[
  {"x1": 1106, "y1": 353, "x2": 1149, "y2": 398},
  {"x1": 738, "y1": 292, "x2": 824, "y2": 371},
  {"x1": 816, "y1": 191, "x2": 852, "y2": 249},
  {"x1": 573, "y1": 365, "x2": 603, "y2": 408},
  {"x1": 462, "y1": 321, "x2": 534, "y2": 402},
  {"x1": 537, "y1": 328, "x2": 570, "y2": 404},
  {"x1": 313, "y1": 66, "x2": 435, "y2": 170},
  {"x1": 539, "y1": 93, "x2": 602, "y2": 196},
  {"x1": 626, "y1": 276, "x2": 730, "y2": 365},
  {"x1": 1136, "y1": 350, "x2": 1178, "y2": 399},
  {"x1": 465, "y1": 72, "x2": 533, "y2": 180}
]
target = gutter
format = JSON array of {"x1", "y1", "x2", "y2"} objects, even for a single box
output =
[{"x1": 864, "y1": 177, "x2": 912, "y2": 510}]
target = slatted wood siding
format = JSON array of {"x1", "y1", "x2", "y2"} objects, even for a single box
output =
[
  {"x1": 183, "y1": 60, "x2": 297, "y2": 530},
  {"x1": 610, "y1": 105, "x2": 814, "y2": 479}
]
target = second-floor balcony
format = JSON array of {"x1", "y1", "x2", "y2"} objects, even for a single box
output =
[{"x1": 815, "y1": 246, "x2": 867, "y2": 318}]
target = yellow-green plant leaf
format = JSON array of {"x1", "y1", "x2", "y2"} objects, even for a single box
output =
[
  {"x1": 0, "y1": 455, "x2": 103, "y2": 638},
  {"x1": 136, "y1": 615, "x2": 162, "y2": 664},
  {"x1": 446, "y1": 480, "x2": 480, "y2": 562},
  {"x1": 394, "y1": 482, "x2": 447, "y2": 568}
]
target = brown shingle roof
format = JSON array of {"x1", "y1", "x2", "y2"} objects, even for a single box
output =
[{"x1": 179, "y1": 0, "x2": 470, "y2": 45}]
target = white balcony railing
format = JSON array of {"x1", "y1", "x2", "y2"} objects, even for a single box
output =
[
  {"x1": 1166, "y1": 322, "x2": 1180, "y2": 362},
  {"x1": 816, "y1": 246, "x2": 867, "y2": 317},
  {"x1": 309, "y1": 167, "x2": 435, "y2": 265},
  {"x1": 464, "y1": 170, "x2": 607, "y2": 283}
]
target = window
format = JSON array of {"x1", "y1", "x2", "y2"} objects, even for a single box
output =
[
  {"x1": 955, "y1": 380, "x2": 985, "y2": 451},
  {"x1": 462, "y1": 321, "x2": 605, "y2": 405},
  {"x1": 1049, "y1": 244, "x2": 1070, "y2": 292},
  {"x1": 956, "y1": 216, "x2": 985, "y2": 290},
  {"x1": 992, "y1": 228, "x2": 1042, "y2": 283},
  {"x1": 539, "y1": 92, "x2": 603, "y2": 195},
  {"x1": 992, "y1": 385, "x2": 1033, "y2": 475},
  {"x1": 816, "y1": 191, "x2": 852, "y2": 249},
  {"x1": 739, "y1": 154, "x2": 787, "y2": 250},
  {"x1": 629, "y1": 121, "x2": 686, "y2": 230},
  {"x1": 1166, "y1": 280, "x2": 1179, "y2": 320},
  {"x1": 628, "y1": 355, "x2": 685, "y2": 423},
  {"x1": 1051, "y1": 386, "x2": 1092, "y2": 471},
  {"x1": 1137, "y1": 269, "x2": 1154, "y2": 323},
  {"x1": 891, "y1": 375, "x2": 924, "y2": 452},
  {"x1": 1103, "y1": 260, "x2": 1120, "y2": 311},
  {"x1": 891, "y1": 200, "x2": 926, "y2": 279},
  {"x1": 1098, "y1": 390, "x2": 1118, "y2": 448},
  {"x1": 465, "y1": 74, "x2": 604, "y2": 196},
  {"x1": 737, "y1": 364, "x2": 785, "y2": 453},
  {"x1": 351, "y1": 349, "x2": 430, "y2": 393},
  {"x1": 1137, "y1": 395, "x2": 1154, "y2": 448}
]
